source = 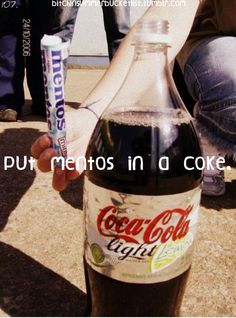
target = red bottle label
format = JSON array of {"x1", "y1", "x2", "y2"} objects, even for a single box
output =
[{"x1": 84, "y1": 177, "x2": 201, "y2": 283}]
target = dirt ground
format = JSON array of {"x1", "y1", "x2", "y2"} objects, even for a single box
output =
[{"x1": 0, "y1": 69, "x2": 236, "y2": 317}]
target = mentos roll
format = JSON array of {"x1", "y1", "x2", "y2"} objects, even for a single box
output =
[{"x1": 41, "y1": 35, "x2": 69, "y2": 159}]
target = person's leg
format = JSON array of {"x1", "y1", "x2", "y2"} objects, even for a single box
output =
[
  {"x1": 25, "y1": 31, "x2": 46, "y2": 115},
  {"x1": 51, "y1": 6, "x2": 79, "y2": 42},
  {"x1": 26, "y1": 4, "x2": 79, "y2": 115},
  {"x1": 184, "y1": 36, "x2": 236, "y2": 195},
  {"x1": 51, "y1": 6, "x2": 80, "y2": 78},
  {"x1": 0, "y1": 1, "x2": 24, "y2": 120},
  {"x1": 25, "y1": 1, "x2": 55, "y2": 116},
  {"x1": 184, "y1": 36, "x2": 236, "y2": 155},
  {"x1": 101, "y1": 4, "x2": 130, "y2": 60}
]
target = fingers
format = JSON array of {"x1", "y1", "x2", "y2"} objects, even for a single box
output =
[
  {"x1": 51, "y1": 161, "x2": 80, "y2": 191},
  {"x1": 66, "y1": 162, "x2": 80, "y2": 181},
  {"x1": 52, "y1": 165, "x2": 79, "y2": 192},
  {"x1": 37, "y1": 148, "x2": 58, "y2": 172},
  {"x1": 32, "y1": 133, "x2": 81, "y2": 191},
  {"x1": 53, "y1": 166, "x2": 67, "y2": 192},
  {"x1": 31, "y1": 134, "x2": 51, "y2": 159}
]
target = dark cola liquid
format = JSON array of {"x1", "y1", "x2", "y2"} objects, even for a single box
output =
[{"x1": 84, "y1": 109, "x2": 202, "y2": 316}]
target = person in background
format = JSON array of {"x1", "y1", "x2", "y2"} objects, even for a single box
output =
[
  {"x1": 177, "y1": 0, "x2": 236, "y2": 196},
  {"x1": 0, "y1": 2, "x2": 79, "y2": 120},
  {"x1": 0, "y1": 0, "x2": 24, "y2": 121},
  {"x1": 0, "y1": 1, "x2": 130, "y2": 121}
]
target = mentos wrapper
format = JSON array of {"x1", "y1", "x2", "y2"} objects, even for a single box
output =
[{"x1": 41, "y1": 35, "x2": 69, "y2": 160}]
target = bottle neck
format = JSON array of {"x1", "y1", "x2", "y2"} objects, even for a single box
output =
[
  {"x1": 104, "y1": 41, "x2": 172, "y2": 115},
  {"x1": 132, "y1": 42, "x2": 170, "y2": 108},
  {"x1": 134, "y1": 43, "x2": 168, "y2": 65}
]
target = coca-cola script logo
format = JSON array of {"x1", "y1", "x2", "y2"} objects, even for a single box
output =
[{"x1": 97, "y1": 205, "x2": 193, "y2": 244}]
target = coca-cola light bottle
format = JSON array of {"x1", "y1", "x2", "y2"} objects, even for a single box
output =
[{"x1": 83, "y1": 19, "x2": 202, "y2": 316}]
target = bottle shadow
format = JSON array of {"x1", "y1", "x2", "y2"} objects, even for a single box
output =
[
  {"x1": 0, "y1": 128, "x2": 42, "y2": 231},
  {"x1": 201, "y1": 179, "x2": 236, "y2": 210},
  {"x1": 0, "y1": 242, "x2": 86, "y2": 316}
]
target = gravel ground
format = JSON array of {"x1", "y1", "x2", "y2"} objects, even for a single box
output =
[{"x1": 0, "y1": 69, "x2": 235, "y2": 317}]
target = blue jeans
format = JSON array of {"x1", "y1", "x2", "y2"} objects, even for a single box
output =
[
  {"x1": 0, "y1": 0, "x2": 24, "y2": 112},
  {"x1": 184, "y1": 36, "x2": 236, "y2": 156}
]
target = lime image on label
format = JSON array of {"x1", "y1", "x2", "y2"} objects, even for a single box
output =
[
  {"x1": 149, "y1": 232, "x2": 193, "y2": 273},
  {"x1": 90, "y1": 243, "x2": 105, "y2": 264}
]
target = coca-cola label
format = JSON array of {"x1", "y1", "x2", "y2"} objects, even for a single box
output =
[{"x1": 84, "y1": 178, "x2": 201, "y2": 283}]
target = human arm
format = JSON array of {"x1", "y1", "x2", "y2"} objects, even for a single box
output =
[
  {"x1": 31, "y1": 1, "x2": 200, "y2": 191},
  {"x1": 78, "y1": 1, "x2": 200, "y2": 117}
]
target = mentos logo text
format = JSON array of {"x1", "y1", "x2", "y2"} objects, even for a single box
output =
[{"x1": 42, "y1": 49, "x2": 65, "y2": 132}]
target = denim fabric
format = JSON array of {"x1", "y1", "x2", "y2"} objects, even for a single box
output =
[
  {"x1": 184, "y1": 36, "x2": 236, "y2": 155},
  {"x1": 0, "y1": 2, "x2": 24, "y2": 111}
]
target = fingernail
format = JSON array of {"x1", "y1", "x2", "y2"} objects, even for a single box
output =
[{"x1": 56, "y1": 167, "x2": 64, "y2": 176}]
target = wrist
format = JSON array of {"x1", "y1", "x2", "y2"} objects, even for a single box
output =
[
  {"x1": 79, "y1": 103, "x2": 99, "y2": 119},
  {"x1": 80, "y1": 97, "x2": 109, "y2": 118}
]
